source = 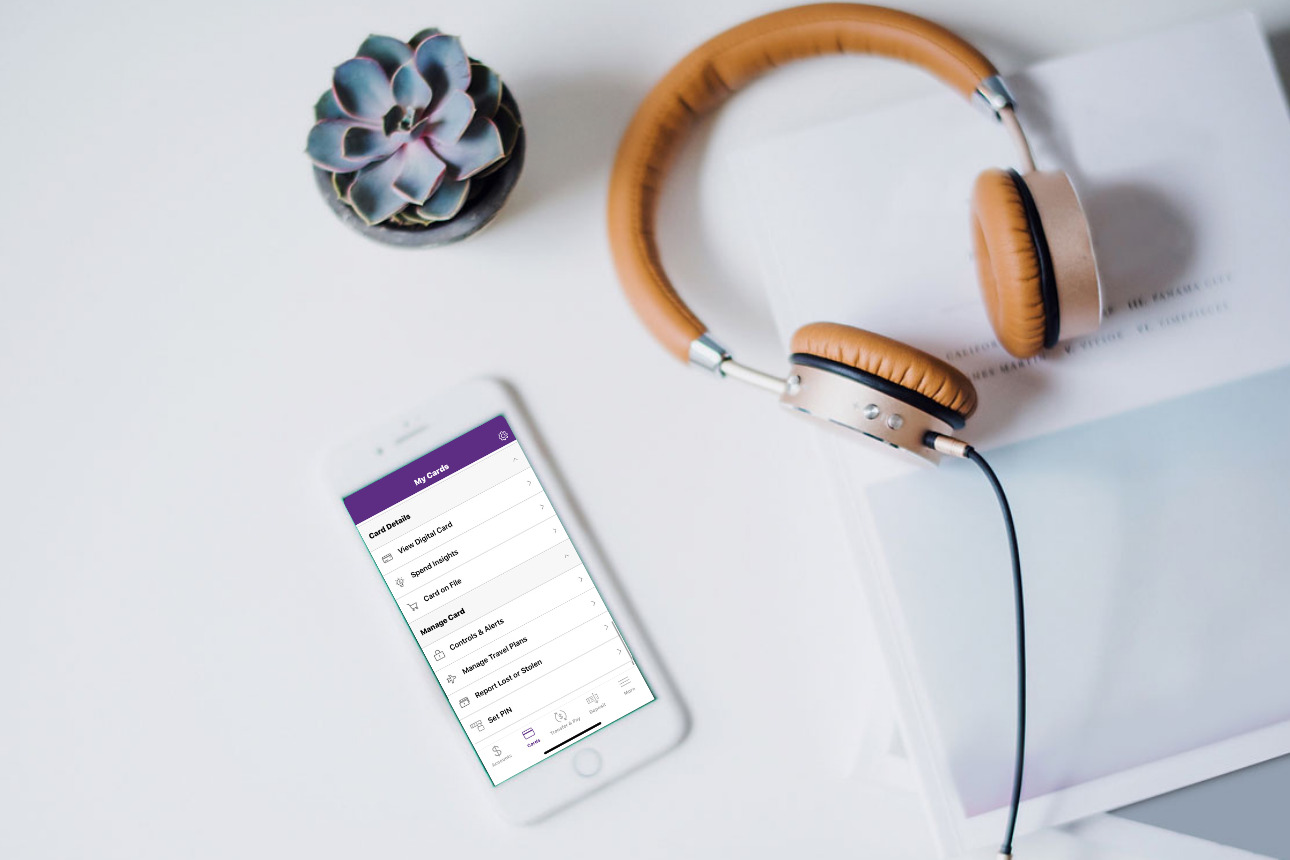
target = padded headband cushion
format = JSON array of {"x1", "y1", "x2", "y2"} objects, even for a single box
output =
[
  {"x1": 608, "y1": 4, "x2": 1000, "y2": 362},
  {"x1": 790, "y1": 322, "x2": 978, "y2": 419},
  {"x1": 971, "y1": 168, "x2": 1050, "y2": 358}
]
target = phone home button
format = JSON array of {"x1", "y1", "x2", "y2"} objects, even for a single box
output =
[{"x1": 573, "y1": 748, "x2": 602, "y2": 777}]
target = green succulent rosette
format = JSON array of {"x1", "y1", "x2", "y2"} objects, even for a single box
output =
[{"x1": 307, "y1": 30, "x2": 521, "y2": 227}]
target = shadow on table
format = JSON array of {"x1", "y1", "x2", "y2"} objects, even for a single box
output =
[{"x1": 1270, "y1": 27, "x2": 1290, "y2": 99}]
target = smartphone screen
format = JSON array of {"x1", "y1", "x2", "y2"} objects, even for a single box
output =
[{"x1": 342, "y1": 415, "x2": 656, "y2": 785}]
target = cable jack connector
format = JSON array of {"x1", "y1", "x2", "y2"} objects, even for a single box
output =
[{"x1": 923, "y1": 431, "x2": 972, "y2": 459}]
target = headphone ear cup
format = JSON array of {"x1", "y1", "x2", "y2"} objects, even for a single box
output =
[
  {"x1": 971, "y1": 169, "x2": 1050, "y2": 359},
  {"x1": 790, "y1": 323, "x2": 978, "y2": 423}
]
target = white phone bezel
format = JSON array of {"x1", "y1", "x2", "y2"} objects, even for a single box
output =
[{"x1": 325, "y1": 378, "x2": 687, "y2": 822}]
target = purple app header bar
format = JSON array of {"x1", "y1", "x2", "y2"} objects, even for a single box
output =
[{"x1": 343, "y1": 414, "x2": 513, "y2": 524}]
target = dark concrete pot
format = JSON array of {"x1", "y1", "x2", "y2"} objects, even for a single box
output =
[{"x1": 314, "y1": 88, "x2": 524, "y2": 248}]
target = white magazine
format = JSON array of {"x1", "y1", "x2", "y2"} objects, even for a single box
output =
[{"x1": 722, "y1": 12, "x2": 1290, "y2": 855}]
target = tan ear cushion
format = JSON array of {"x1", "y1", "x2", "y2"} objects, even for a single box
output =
[
  {"x1": 791, "y1": 322, "x2": 978, "y2": 418},
  {"x1": 972, "y1": 169, "x2": 1047, "y2": 358},
  {"x1": 608, "y1": 5, "x2": 1000, "y2": 362}
]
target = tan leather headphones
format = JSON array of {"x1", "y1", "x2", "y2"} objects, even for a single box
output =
[{"x1": 607, "y1": 3, "x2": 1102, "y2": 462}]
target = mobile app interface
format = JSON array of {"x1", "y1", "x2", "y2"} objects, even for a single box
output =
[{"x1": 343, "y1": 415, "x2": 655, "y2": 785}]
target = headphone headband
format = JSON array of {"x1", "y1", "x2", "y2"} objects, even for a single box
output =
[{"x1": 608, "y1": 3, "x2": 1030, "y2": 369}]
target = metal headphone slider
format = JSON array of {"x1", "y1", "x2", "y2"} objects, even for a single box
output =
[{"x1": 689, "y1": 333, "x2": 791, "y2": 395}]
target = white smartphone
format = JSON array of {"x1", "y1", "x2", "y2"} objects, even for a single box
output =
[{"x1": 326, "y1": 379, "x2": 687, "y2": 822}]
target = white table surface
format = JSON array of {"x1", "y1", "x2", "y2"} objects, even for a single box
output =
[{"x1": 4, "y1": 1, "x2": 1289, "y2": 857}]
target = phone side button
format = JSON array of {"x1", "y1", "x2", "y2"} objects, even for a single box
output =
[{"x1": 572, "y1": 748, "x2": 602, "y2": 777}]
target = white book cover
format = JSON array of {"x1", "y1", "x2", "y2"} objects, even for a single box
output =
[{"x1": 720, "y1": 11, "x2": 1290, "y2": 855}]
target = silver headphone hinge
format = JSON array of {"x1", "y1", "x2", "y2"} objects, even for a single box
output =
[
  {"x1": 973, "y1": 75, "x2": 1016, "y2": 120},
  {"x1": 688, "y1": 333, "x2": 731, "y2": 374}
]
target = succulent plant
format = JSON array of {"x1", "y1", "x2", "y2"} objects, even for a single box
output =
[{"x1": 307, "y1": 30, "x2": 521, "y2": 227}]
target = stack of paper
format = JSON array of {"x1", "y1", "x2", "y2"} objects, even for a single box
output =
[{"x1": 724, "y1": 12, "x2": 1290, "y2": 855}]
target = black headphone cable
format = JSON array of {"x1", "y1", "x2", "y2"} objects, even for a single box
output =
[{"x1": 925, "y1": 433, "x2": 1027, "y2": 859}]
